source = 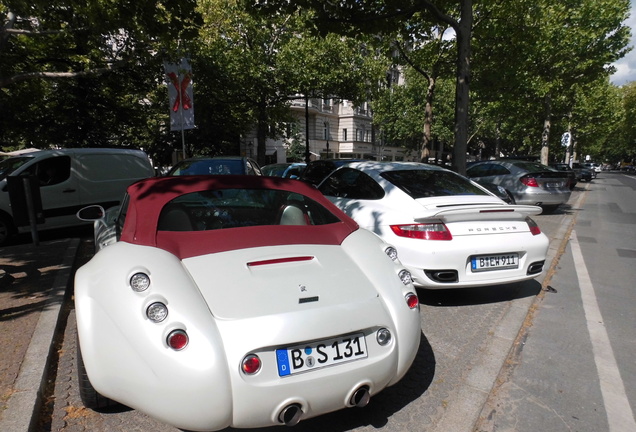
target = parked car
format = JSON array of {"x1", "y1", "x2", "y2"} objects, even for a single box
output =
[
  {"x1": 466, "y1": 159, "x2": 571, "y2": 212},
  {"x1": 472, "y1": 180, "x2": 515, "y2": 203},
  {"x1": 571, "y1": 162, "x2": 595, "y2": 180},
  {"x1": 74, "y1": 175, "x2": 421, "y2": 431},
  {"x1": 583, "y1": 162, "x2": 602, "y2": 173},
  {"x1": 0, "y1": 148, "x2": 154, "y2": 246},
  {"x1": 317, "y1": 161, "x2": 549, "y2": 289},
  {"x1": 261, "y1": 162, "x2": 306, "y2": 179},
  {"x1": 300, "y1": 159, "x2": 365, "y2": 186},
  {"x1": 166, "y1": 156, "x2": 262, "y2": 176},
  {"x1": 548, "y1": 163, "x2": 578, "y2": 190}
]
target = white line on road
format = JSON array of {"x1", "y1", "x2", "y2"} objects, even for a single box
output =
[{"x1": 570, "y1": 230, "x2": 636, "y2": 432}]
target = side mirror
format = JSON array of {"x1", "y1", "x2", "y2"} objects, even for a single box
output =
[{"x1": 77, "y1": 205, "x2": 105, "y2": 221}]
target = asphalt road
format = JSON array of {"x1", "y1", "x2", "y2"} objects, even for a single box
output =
[{"x1": 9, "y1": 172, "x2": 635, "y2": 432}]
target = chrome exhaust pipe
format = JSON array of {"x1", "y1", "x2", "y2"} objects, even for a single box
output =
[
  {"x1": 278, "y1": 403, "x2": 303, "y2": 426},
  {"x1": 350, "y1": 386, "x2": 370, "y2": 408}
]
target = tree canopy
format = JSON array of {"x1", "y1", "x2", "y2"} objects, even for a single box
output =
[{"x1": 1, "y1": 0, "x2": 634, "y2": 168}]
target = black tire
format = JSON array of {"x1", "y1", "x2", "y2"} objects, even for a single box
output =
[
  {"x1": 76, "y1": 336, "x2": 120, "y2": 410},
  {"x1": 541, "y1": 205, "x2": 560, "y2": 214},
  {"x1": 0, "y1": 213, "x2": 16, "y2": 246},
  {"x1": 505, "y1": 191, "x2": 516, "y2": 205}
]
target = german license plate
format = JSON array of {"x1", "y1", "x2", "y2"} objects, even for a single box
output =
[
  {"x1": 471, "y1": 253, "x2": 519, "y2": 272},
  {"x1": 276, "y1": 333, "x2": 367, "y2": 377}
]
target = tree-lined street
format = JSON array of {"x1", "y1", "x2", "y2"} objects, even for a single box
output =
[{"x1": 0, "y1": 172, "x2": 623, "y2": 432}]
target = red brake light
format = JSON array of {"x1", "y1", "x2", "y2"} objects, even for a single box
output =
[
  {"x1": 526, "y1": 217, "x2": 542, "y2": 235},
  {"x1": 390, "y1": 223, "x2": 452, "y2": 240},
  {"x1": 405, "y1": 292, "x2": 419, "y2": 309},
  {"x1": 241, "y1": 354, "x2": 262, "y2": 375},
  {"x1": 167, "y1": 330, "x2": 189, "y2": 350},
  {"x1": 520, "y1": 176, "x2": 539, "y2": 187}
]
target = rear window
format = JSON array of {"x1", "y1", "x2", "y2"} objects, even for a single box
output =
[
  {"x1": 169, "y1": 159, "x2": 244, "y2": 175},
  {"x1": 381, "y1": 169, "x2": 489, "y2": 199},
  {"x1": 511, "y1": 162, "x2": 550, "y2": 173},
  {"x1": 158, "y1": 188, "x2": 340, "y2": 231}
]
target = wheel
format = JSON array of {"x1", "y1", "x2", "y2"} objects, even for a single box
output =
[
  {"x1": 0, "y1": 213, "x2": 16, "y2": 247},
  {"x1": 505, "y1": 191, "x2": 516, "y2": 204},
  {"x1": 76, "y1": 336, "x2": 120, "y2": 410},
  {"x1": 541, "y1": 205, "x2": 560, "y2": 214}
]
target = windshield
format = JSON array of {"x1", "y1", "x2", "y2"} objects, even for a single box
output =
[
  {"x1": 0, "y1": 156, "x2": 33, "y2": 181},
  {"x1": 158, "y1": 188, "x2": 340, "y2": 231},
  {"x1": 381, "y1": 169, "x2": 489, "y2": 199}
]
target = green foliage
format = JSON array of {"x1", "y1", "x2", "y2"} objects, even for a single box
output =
[
  {"x1": 1, "y1": 0, "x2": 635, "y2": 167},
  {"x1": 472, "y1": 0, "x2": 631, "y2": 162}
]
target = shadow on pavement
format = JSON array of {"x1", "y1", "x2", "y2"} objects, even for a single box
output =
[{"x1": 417, "y1": 279, "x2": 542, "y2": 308}]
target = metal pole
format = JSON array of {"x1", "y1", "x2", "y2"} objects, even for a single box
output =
[
  {"x1": 23, "y1": 177, "x2": 39, "y2": 246},
  {"x1": 179, "y1": 71, "x2": 186, "y2": 160},
  {"x1": 305, "y1": 96, "x2": 310, "y2": 163}
]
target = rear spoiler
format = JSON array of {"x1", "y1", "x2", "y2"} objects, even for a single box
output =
[{"x1": 414, "y1": 204, "x2": 542, "y2": 222}]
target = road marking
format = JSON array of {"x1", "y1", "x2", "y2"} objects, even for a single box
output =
[{"x1": 570, "y1": 230, "x2": 636, "y2": 432}]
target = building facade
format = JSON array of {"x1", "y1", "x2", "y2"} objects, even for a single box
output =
[{"x1": 240, "y1": 97, "x2": 418, "y2": 164}]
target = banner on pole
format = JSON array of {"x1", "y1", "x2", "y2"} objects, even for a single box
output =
[{"x1": 164, "y1": 58, "x2": 195, "y2": 131}]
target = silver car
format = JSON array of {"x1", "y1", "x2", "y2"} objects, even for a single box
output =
[{"x1": 466, "y1": 160, "x2": 572, "y2": 212}]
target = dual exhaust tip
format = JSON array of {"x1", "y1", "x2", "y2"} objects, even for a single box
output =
[{"x1": 277, "y1": 386, "x2": 371, "y2": 427}]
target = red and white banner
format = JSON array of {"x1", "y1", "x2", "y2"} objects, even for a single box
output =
[{"x1": 164, "y1": 58, "x2": 195, "y2": 131}]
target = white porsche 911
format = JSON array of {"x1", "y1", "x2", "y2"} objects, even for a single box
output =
[
  {"x1": 317, "y1": 161, "x2": 550, "y2": 289},
  {"x1": 74, "y1": 175, "x2": 422, "y2": 431}
]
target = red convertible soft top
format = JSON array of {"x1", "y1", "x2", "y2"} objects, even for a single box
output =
[{"x1": 120, "y1": 175, "x2": 359, "y2": 259}]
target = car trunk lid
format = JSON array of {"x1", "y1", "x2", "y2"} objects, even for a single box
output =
[{"x1": 182, "y1": 244, "x2": 381, "y2": 320}]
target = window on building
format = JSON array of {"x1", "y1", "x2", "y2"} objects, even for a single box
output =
[{"x1": 343, "y1": 128, "x2": 347, "y2": 141}]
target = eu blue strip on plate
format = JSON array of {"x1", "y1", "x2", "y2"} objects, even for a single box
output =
[{"x1": 276, "y1": 349, "x2": 290, "y2": 376}]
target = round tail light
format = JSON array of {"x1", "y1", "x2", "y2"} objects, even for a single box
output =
[
  {"x1": 167, "y1": 330, "x2": 188, "y2": 350},
  {"x1": 241, "y1": 354, "x2": 261, "y2": 375},
  {"x1": 130, "y1": 272, "x2": 150, "y2": 292},
  {"x1": 405, "y1": 292, "x2": 419, "y2": 309},
  {"x1": 146, "y1": 302, "x2": 168, "y2": 323}
]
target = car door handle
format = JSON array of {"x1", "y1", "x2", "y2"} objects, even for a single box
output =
[{"x1": 62, "y1": 188, "x2": 76, "y2": 193}]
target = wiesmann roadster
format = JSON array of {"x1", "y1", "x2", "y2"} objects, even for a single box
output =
[{"x1": 74, "y1": 175, "x2": 422, "y2": 431}]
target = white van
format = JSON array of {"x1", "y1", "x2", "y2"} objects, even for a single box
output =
[{"x1": 0, "y1": 148, "x2": 154, "y2": 245}]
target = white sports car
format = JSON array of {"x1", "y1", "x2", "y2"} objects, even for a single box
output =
[
  {"x1": 74, "y1": 175, "x2": 422, "y2": 431},
  {"x1": 317, "y1": 161, "x2": 550, "y2": 289}
]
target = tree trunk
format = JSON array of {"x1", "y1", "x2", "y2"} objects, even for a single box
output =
[
  {"x1": 452, "y1": 0, "x2": 472, "y2": 175},
  {"x1": 540, "y1": 94, "x2": 551, "y2": 166},
  {"x1": 256, "y1": 98, "x2": 268, "y2": 165},
  {"x1": 421, "y1": 75, "x2": 436, "y2": 162}
]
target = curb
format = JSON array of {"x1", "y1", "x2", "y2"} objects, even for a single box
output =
[{"x1": 0, "y1": 238, "x2": 80, "y2": 432}]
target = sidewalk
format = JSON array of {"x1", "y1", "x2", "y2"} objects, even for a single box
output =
[{"x1": 0, "y1": 237, "x2": 80, "y2": 431}]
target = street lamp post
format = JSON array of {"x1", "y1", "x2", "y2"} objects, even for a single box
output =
[{"x1": 324, "y1": 121, "x2": 330, "y2": 159}]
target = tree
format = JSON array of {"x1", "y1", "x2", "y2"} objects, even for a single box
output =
[
  {"x1": 197, "y1": 0, "x2": 387, "y2": 166},
  {"x1": 1, "y1": 0, "x2": 201, "y2": 162},
  {"x1": 471, "y1": 0, "x2": 631, "y2": 164},
  {"x1": 252, "y1": 0, "x2": 477, "y2": 173}
]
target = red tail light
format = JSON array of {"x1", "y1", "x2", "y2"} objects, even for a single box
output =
[
  {"x1": 167, "y1": 330, "x2": 189, "y2": 350},
  {"x1": 241, "y1": 354, "x2": 262, "y2": 375},
  {"x1": 405, "y1": 292, "x2": 419, "y2": 309},
  {"x1": 390, "y1": 223, "x2": 452, "y2": 240},
  {"x1": 520, "y1": 176, "x2": 539, "y2": 187},
  {"x1": 525, "y1": 217, "x2": 542, "y2": 235}
]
